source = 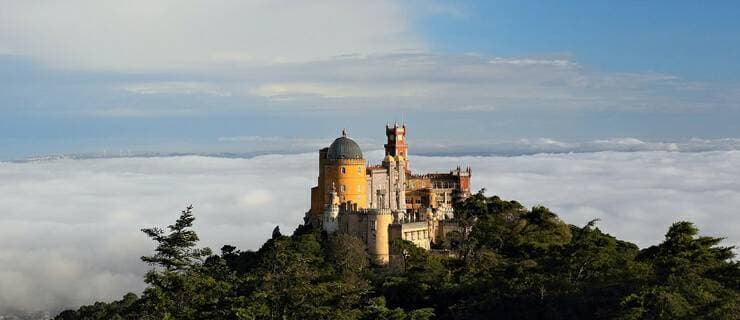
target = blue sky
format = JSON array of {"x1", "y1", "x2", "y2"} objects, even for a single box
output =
[
  {"x1": 418, "y1": 1, "x2": 740, "y2": 81},
  {"x1": 2, "y1": 0, "x2": 740, "y2": 159}
]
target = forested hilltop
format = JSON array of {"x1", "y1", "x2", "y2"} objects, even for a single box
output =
[{"x1": 56, "y1": 191, "x2": 739, "y2": 320}]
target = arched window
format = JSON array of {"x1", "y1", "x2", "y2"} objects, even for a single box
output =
[
  {"x1": 341, "y1": 167, "x2": 346, "y2": 174},
  {"x1": 340, "y1": 185, "x2": 346, "y2": 192},
  {"x1": 357, "y1": 166, "x2": 362, "y2": 173}
]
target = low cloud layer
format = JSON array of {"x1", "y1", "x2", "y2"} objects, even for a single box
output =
[
  {"x1": 2, "y1": 150, "x2": 739, "y2": 315},
  {"x1": 417, "y1": 151, "x2": 740, "y2": 250}
]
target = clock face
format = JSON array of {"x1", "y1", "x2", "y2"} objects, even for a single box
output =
[
  {"x1": 397, "y1": 135, "x2": 403, "y2": 141},
  {"x1": 389, "y1": 135, "x2": 395, "y2": 141}
]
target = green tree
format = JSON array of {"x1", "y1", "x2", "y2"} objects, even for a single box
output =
[
  {"x1": 137, "y1": 205, "x2": 226, "y2": 320},
  {"x1": 620, "y1": 221, "x2": 740, "y2": 320},
  {"x1": 327, "y1": 233, "x2": 369, "y2": 274},
  {"x1": 140, "y1": 205, "x2": 212, "y2": 271}
]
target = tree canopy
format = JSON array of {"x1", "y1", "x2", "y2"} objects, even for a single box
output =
[{"x1": 57, "y1": 194, "x2": 739, "y2": 320}]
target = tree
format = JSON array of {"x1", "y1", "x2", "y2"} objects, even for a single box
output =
[
  {"x1": 137, "y1": 205, "x2": 223, "y2": 320},
  {"x1": 141, "y1": 205, "x2": 212, "y2": 271},
  {"x1": 327, "y1": 233, "x2": 370, "y2": 274},
  {"x1": 620, "y1": 222, "x2": 740, "y2": 320}
]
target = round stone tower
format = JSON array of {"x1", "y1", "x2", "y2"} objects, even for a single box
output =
[{"x1": 369, "y1": 208, "x2": 394, "y2": 265}]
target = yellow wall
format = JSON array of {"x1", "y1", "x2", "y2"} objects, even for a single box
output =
[
  {"x1": 309, "y1": 149, "x2": 328, "y2": 217},
  {"x1": 323, "y1": 159, "x2": 367, "y2": 208}
]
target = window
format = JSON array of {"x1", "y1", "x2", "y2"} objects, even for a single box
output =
[
  {"x1": 357, "y1": 166, "x2": 362, "y2": 173},
  {"x1": 340, "y1": 185, "x2": 346, "y2": 192},
  {"x1": 357, "y1": 184, "x2": 362, "y2": 192},
  {"x1": 341, "y1": 167, "x2": 346, "y2": 174}
]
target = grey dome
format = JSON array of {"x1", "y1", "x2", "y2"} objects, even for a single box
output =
[{"x1": 327, "y1": 136, "x2": 363, "y2": 160}]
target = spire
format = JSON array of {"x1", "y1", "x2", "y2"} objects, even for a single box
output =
[{"x1": 341, "y1": 129, "x2": 347, "y2": 137}]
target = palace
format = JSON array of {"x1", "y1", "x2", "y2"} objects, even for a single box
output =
[{"x1": 306, "y1": 123, "x2": 471, "y2": 264}]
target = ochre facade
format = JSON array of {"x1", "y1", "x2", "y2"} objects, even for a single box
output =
[
  {"x1": 322, "y1": 158, "x2": 367, "y2": 208},
  {"x1": 306, "y1": 124, "x2": 472, "y2": 264}
]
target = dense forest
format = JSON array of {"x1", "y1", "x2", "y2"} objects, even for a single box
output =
[{"x1": 56, "y1": 191, "x2": 739, "y2": 320}]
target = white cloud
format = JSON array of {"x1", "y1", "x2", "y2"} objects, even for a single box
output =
[
  {"x1": 122, "y1": 82, "x2": 232, "y2": 97},
  {"x1": 0, "y1": 0, "x2": 424, "y2": 71},
  {"x1": 0, "y1": 155, "x2": 314, "y2": 314},
  {"x1": 410, "y1": 137, "x2": 740, "y2": 155},
  {"x1": 238, "y1": 190, "x2": 274, "y2": 207},
  {"x1": 2, "y1": 1, "x2": 738, "y2": 117},
  {"x1": 111, "y1": 54, "x2": 740, "y2": 114},
  {"x1": 4, "y1": 42, "x2": 739, "y2": 117},
  {"x1": 2, "y1": 149, "x2": 740, "y2": 315},
  {"x1": 413, "y1": 151, "x2": 740, "y2": 251},
  {"x1": 488, "y1": 57, "x2": 575, "y2": 67}
]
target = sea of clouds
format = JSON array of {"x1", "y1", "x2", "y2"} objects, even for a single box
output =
[{"x1": 1, "y1": 149, "x2": 740, "y2": 315}]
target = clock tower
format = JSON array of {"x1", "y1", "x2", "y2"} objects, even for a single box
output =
[{"x1": 384, "y1": 123, "x2": 408, "y2": 170}]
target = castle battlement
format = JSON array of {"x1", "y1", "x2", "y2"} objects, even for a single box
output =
[{"x1": 340, "y1": 207, "x2": 394, "y2": 215}]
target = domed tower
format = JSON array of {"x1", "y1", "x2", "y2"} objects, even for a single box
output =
[{"x1": 321, "y1": 130, "x2": 367, "y2": 209}]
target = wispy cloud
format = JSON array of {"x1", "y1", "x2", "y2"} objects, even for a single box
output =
[
  {"x1": 6, "y1": 52, "x2": 737, "y2": 118},
  {"x1": 0, "y1": 0, "x2": 424, "y2": 71},
  {"x1": 401, "y1": 137, "x2": 740, "y2": 155},
  {"x1": 122, "y1": 82, "x2": 232, "y2": 97}
]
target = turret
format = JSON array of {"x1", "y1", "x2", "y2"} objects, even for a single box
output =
[
  {"x1": 323, "y1": 183, "x2": 340, "y2": 233},
  {"x1": 368, "y1": 208, "x2": 393, "y2": 265},
  {"x1": 384, "y1": 123, "x2": 408, "y2": 170}
]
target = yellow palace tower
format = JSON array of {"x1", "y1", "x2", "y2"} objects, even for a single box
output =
[{"x1": 309, "y1": 130, "x2": 367, "y2": 220}]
